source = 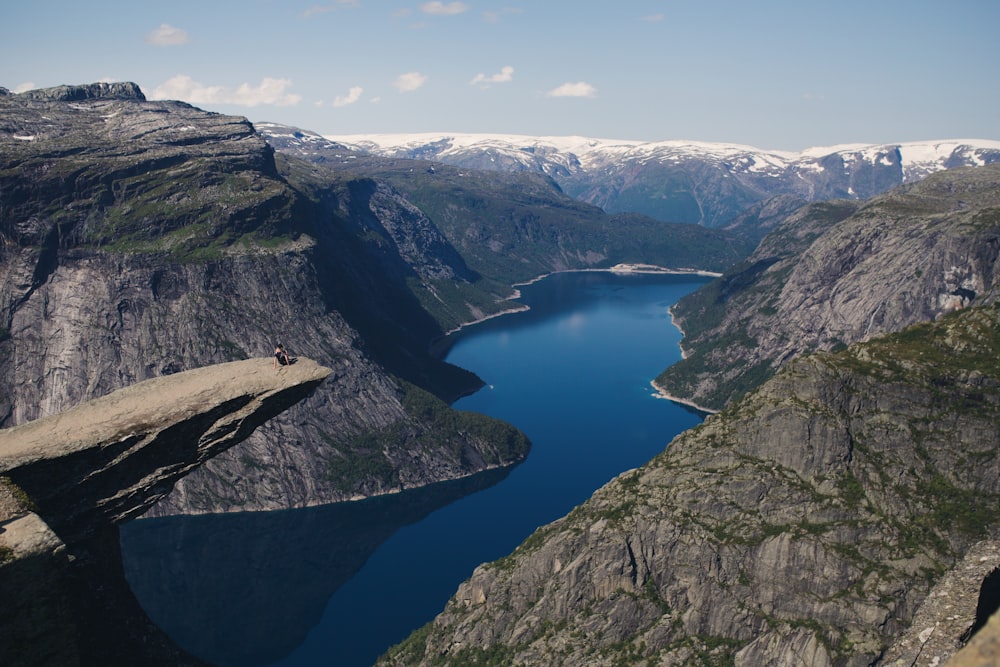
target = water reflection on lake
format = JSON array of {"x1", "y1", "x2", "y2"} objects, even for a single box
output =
[{"x1": 121, "y1": 271, "x2": 712, "y2": 667}]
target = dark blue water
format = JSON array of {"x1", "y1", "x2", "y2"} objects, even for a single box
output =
[{"x1": 120, "y1": 271, "x2": 710, "y2": 667}]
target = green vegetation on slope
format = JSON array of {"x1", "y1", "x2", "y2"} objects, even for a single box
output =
[
  {"x1": 318, "y1": 156, "x2": 756, "y2": 286},
  {"x1": 323, "y1": 381, "x2": 530, "y2": 494}
]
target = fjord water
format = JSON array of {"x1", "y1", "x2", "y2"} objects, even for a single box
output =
[{"x1": 120, "y1": 271, "x2": 711, "y2": 667}]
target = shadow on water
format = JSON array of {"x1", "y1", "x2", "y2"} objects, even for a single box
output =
[
  {"x1": 120, "y1": 271, "x2": 713, "y2": 666},
  {"x1": 119, "y1": 466, "x2": 512, "y2": 667}
]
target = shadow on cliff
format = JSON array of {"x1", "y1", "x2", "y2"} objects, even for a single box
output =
[{"x1": 120, "y1": 465, "x2": 512, "y2": 667}]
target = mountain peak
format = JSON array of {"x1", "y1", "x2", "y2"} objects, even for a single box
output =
[
  {"x1": 303, "y1": 130, "x2": 1000, "y2": 227},
  {"x1": 17, "y1": 81, "x2": 146, "y2": 102}
]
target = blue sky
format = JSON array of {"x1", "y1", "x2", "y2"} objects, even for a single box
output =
[{"x1": 2, "y1": 0, "x2": 998, "y2": 150}]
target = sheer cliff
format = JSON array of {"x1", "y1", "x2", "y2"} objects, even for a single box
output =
[
  {"x1": 0, "y1": 83, "x2": 528, "y2": 515},
  {"x1": 0, "y1": 357, "x2": 330, "y2": 667},
  {"x1": 655, "y1": 164, "x2": 1000, "y2": 412},
  {"x1": 380, "y1": 303, "x2": 1000, "y2": 667}
]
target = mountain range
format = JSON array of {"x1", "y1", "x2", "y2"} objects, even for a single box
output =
[
  {"x1": 267, "y1": 126, "x2": 1000, "y2": 233},
  {"x1": 1, "y1": 82, "x2": 998, "y2": 666}
]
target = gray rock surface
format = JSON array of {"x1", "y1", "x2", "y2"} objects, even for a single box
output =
[
  {"x1": 881, "y1": 540, "x2": 1000, "y2": 666},
  {"x1": 1, "y1": 357, "x2": 331, "y2": 539},
  {"x1": 378, "y1": 304, "x2": 1000, "y2": 666},
  {"x1": 0, "y1": 357, "x2": 329, "y2": 667},
  {"x1": 0, "y1": 83, "x2": 529, "y2": 516},
  {"x1": 656, "y1": 164, "x2": 1000, "y2": 411}
]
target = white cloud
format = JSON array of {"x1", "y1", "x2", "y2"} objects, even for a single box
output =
[
  {"x1": 145, "y1": 24, "x2": 189, "y2": 46},
  {"x1": 151, "y1": 75, "x2": 302, "y2": 107},
  {"x1": 13, "y1": 82, "x2": 36, "y2": 93},
  {"x1": 394, "y1": 72, "x2": 428, "y2": 93},
  {"x1": 642, "y1": 14, "x2": 665, "y2": 22},
  {"x1": 420, "y1": 1, "x2": 469, "y2": 16},
  {"x1": 547, "y1": 81, "x2": 598, "y2": 98},
  {"x1": 470, "y1": 66, "x2": 514, "y2": 86},
  {"x1": 333, "y1": 86, "x2": 364, "y2": 107}
]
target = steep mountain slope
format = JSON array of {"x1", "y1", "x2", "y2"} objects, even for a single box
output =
[
  {"x1": 379, "y1": 303, "x2": 1000, "y2": 667},
  {"x1": 259, "y1": 123, "x2": 755, "y2": 284},
  {"x1": 326, "y1": 131, "x2": 1000, "y2": 230},
  {"x1": 0, "y1": 83, "x2": 528, "y2": 515},
  {"x1": 656, "y1": 164, "x2": 1000, "y2": 411}
]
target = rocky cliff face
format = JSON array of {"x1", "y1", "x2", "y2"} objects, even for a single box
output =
[
  {"x1": 0, "y1": 83, "x2": 528, "y2": 515},
  {"x1": 0, "y1": 357, "x2": 330, "y2": 667},
  {"x1": 379, "y1": 304, "x2": 1000, "y2": 667},
  {"x1": 656, "y1": 164, "x2": 1000, "y2": 411}
]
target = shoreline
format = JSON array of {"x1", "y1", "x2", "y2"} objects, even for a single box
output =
[
  {"x1": 438, "y1": 264, "x2": 721, "y2": 417},
  {"x1": 668, "y1": 305, "x2": 690, "y2": 360},
  {"x1": 438, "y1": 263, "x2": 720, "y2": 345},
  {"x1": 512, "y1": 263, "x2": 722, "y2": 289},
  {"x1": 649, "y1": 379, "x2": 719, "y2": 415},
  {"x1": 441, "y1": 302, "x2": 530, "y2": 338}
]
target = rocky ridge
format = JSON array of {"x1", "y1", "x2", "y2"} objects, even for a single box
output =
[
  {"x1": 260, "y1": 124, "x2": 755, "y2": 290},
  {"x1": 655, "y1": 164, "x2": 1000, "y2": 411},
  {"x1": 0, "y1": 357, "x2": 330, "y2": 666},
  {"x1": 0, "y1": 83, "x2": 530, "y2": 515},
  {"x1": 319, "y1": 130, "x2": 1000, "y2": 230},
  {"x1": 380, "y1": 303, "x2": 1000, "y2": 667}
]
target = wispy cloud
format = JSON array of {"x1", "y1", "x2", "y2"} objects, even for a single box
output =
[
  {"x1": 145, "y1": 24, "x2": 189, "y2": 46},
  {"x1": 547, "y1": 81, "x2": 598, "y2": 98},
  {"x1": 13, "y1": 82, "x2": 36, "y2": 93},
  {"x1": 394, "y1": 72, "x2": 428, "y2": 93},
  {"x1": 333, "y1": 85, "x2": 364, "y2": 107},
  {"x1": 151, "y1": 75, "x2": 302, "y2": 107},
  {"x1": 484, "y1": 7, "x2": 523, "y2": 23},
  {"x1": 642, "y1": 14, "x2": 665, "y2": 23},
  {"x1": 420, "y1": 1, "x2": 469, "y2": 16},
  {"x1": 303, "y1": 1, "x2": 359, "y2": 18},
  {"x1": 470, "y1": 66, "x2": 514, "y2": 87}
]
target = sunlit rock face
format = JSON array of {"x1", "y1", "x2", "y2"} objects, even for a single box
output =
[
  {"x1": 0, "y1": 357, "x2": 330, "y2": 667},
  {"x1": 0, "y1": 83, "x2": 529, "y2": 517},
  {"x1": 379, "y1": 303, "x2": 1000, "y2": 667}
]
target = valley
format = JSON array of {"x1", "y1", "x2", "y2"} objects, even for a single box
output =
[{"x1": 1, "y1": 82, "x2": 998, "y2": 666}]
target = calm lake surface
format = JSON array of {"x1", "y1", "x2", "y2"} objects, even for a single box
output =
[{"x1": 120, "y1": 271, "x2": 711, "y2": 667}]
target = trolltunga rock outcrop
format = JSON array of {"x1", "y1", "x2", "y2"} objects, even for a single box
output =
[{"x1": 0, "y1": 357, "x2": 331, "y2": 666}]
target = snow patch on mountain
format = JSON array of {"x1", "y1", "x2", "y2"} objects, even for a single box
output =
[{"x1": 324, "y1": 131, "x2": 1000, "y2": 183}]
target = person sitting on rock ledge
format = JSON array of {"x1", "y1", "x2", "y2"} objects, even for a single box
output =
[{"x1": 273, "y1": 343, "x2": 294, "y2": 369}]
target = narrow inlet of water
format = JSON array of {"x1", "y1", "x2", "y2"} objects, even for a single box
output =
[{"x1": 120, "y1": 271, "x2": 711, "y2": 667}]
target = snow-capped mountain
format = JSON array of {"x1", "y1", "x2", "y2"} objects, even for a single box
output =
[{"x1": 258, "y1": 123, "x2": 1000, "y2": 230}]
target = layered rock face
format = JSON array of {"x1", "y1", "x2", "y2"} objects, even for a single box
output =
[
  {"x1": 0, "y1": 357, "x2": 330, "y2": 667},
  {"x1": 0, "y1": 84, "x2": 529, "y2": 515},
  {"x1": 380, "y1": 304, "x2": 1000, "y2": 666},
  {"x1": 1, "y1": 358, "x2": 331, "y2": 540},
  {"x1": 656, "y1": 164, "x2": 1000, "y2": 411}
]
